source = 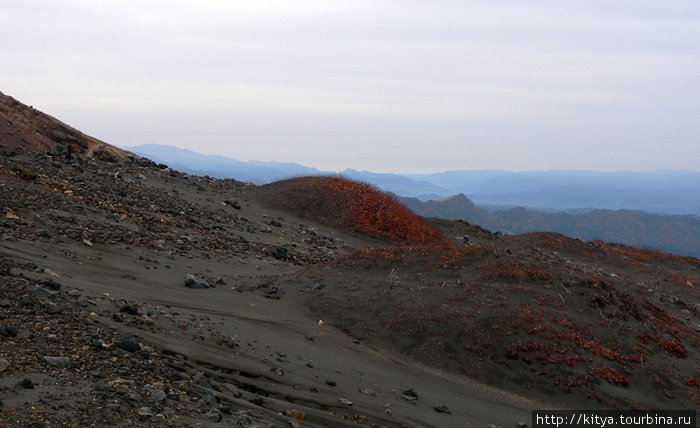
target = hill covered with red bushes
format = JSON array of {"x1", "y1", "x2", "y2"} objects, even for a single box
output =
[{"x1": 259, "y1": 176, "x2": 451, "y2": 246}]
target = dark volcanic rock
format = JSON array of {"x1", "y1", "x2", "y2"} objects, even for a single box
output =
[
  {"x1": 0, "y1": 324, "x2": 18, "y2": 337},
  {"x1": 184, "y1": 274, "x2": 211, "y2": 289},
  {"x1": 17, "y1": 378, "x2": 34, "y2": 389},
  {"x1": 116, "y1": 334, "x2": 140, "y2": 353},
  {"x1": 42, "y1": 356, "x2": 73, "y2": 368},
  {"x1": 31, "y1": 285, "x2": 55, "y2": 299},
  {"x1": 199, "y1": 391, "x2": 218, "y2": 408},
  {"x1": 402, "y1": 388, "x2": 418, "y2": 401},
  {"x1": 272, "y1": 247, "x2": 288, "y2": 261},
  {"x1": 120, "y1": 304, "x2": 139, "y2": 315},
  {"x1": 40, "y1": 278, "x2": 62, "y2": 291},
  {"x1": 150, "y1": 389, "x2": 167, "y2": 404},
  {"x1": 433, "y1": 405, "x2": 451, "y2": 414}
]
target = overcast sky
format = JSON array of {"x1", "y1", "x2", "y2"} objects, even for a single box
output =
[{"x1": 1, "y1": 1, "x2": 698, "y2": 173}]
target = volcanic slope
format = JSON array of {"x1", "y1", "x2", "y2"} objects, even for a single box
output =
[
  {"x1": 0, "y1": 92, "x2": 698, "y2": 427},
  {"x1": 0, "y1": 93, "x2": 539, "y2": 427},
  {"x1": 260, "y1": 176, "x2": 700, "y2": 409}
]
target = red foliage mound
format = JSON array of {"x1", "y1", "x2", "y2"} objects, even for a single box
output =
[{"x1": 261, "y1": 176, "x2": 450, "y2": 246}]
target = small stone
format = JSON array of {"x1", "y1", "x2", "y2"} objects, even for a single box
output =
[
  {"x1": 40, "y1": 279, "x2": 62, "y2": 291},
  {"x1": 91, "y1": 368, "x2": 106, "y2": 378},
  {"x1": 0, "y1": 357, "x2": 10, "y2": 372},
  {"x1": 249, "y1": 396, "x2": 264, "y2": 406},
  {"x1": 518, "y1": 423, "x2": 529, "y2": 428},
  {"x1": 0, "y1": 324, "x2": 17, "y2": 337},
  {"x1": 205, "y1": 407, "x2": 222, "y2": 422},
  {"x1": 116, "y1": 333, "x2": 140, "y2": 353},
  {"x1": 220, "y1": 383, "x2": 241, "y2": 398},
  {"x1": 106, "y1": 403, "x2": 120, "y2": 412},
  {"x1": 17, "y1": 378, "x2": 34, "y2": 389},
  {"x1": 43, "y1": 301, "x2": 63, "y2": 314},
  {"x1": 234, "y1": 415, "x2": 252, "y2": 427},
  {"x1": 42, "y1": 356, "x2": 73, "y2": 368},
  {"x1": 325, "y1": 380, "x2": 336, "y2": 387},
  {"x1": 338, "y1": 398, "x2": 353, "y2": 406},
  {"x1": 199, "y1": 391, "x2": 218, "y2": 408},
  {"x1": 150, "y1": 389, "x2": 167, "y2": 404},
  {"x1": 185, "y1": 274, "x2": 211, "y2": 289},
  {"x1": 402, "y1": 388, "x2": 418, "y2": 401},
  {"x1": 433, "y1": 405, "x2": 451, "y2": 414},
  {"x1": 120, "y1": 304, "x2": 139, "y2": 315},
  {"x1": 284, "y1": 409, "x2": 306, "y2": 421},
  {"x1": 272, "y1": 247, "x2": 288, "y2": 260},
  {"x1": 31, "y1": 285, "x2": 55, "y2": 299},
  {"x1": 137, "y1": 407, "x2": 153, "y2": 417}
]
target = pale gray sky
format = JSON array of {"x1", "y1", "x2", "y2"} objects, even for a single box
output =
[{"x1": 1, "y1": 0, "x2": 698, "y2": 173}]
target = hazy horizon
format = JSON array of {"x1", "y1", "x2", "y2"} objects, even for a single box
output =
[
  {"x1": 2, "y1": 1, "x2": 698, "y2": 173},
  {"x1": 127, "y1": 143, "x2": 700, "y2": 175}
]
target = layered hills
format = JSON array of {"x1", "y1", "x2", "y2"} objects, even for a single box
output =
[
  {"x1": 1, "y1": 92, "x2": 699, "y2": 427},
  {"x1": 401, "y1": 194, "x2": 700, "y2": 258},
  {"x1": 130, "y1": 144, "x2": 700, "y2": 257}
]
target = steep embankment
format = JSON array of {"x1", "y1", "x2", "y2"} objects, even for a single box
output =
[{"x1": 0, "y1": 90, "x2": 130, "y2": 161}]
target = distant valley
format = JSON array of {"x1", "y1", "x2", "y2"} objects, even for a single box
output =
[
  {"x1": 400, "y1": 194, "x2": 700, "y2": 258},
  {"x1": 129, "y1": 144, "x2": 700, "y2": 257}
]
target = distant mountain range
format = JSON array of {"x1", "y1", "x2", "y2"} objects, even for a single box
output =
[
  {"x1": 127, "y1": 144, "x2": 700, "y2": 256},
  {"x1": 129, "y1": 144, "x2": 700, "y2": 216}
]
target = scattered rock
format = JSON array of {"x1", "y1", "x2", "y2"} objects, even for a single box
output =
[
  {"x1": 150, "y1": 389, "x2": 167, "y2": 404},
  {"x1": 115, "y1": 333, "x2": 140, "y2": 353},
  {"x1": 433, "y1": 405, "x2": 451, "y2": 414},
  {"x1": 17, "y1": 378, "x2": 34, "y2": 389},
  {"x1": 0, "y1": 357, "x2": 10, "y2": 372},
  {"x1": 31, "y1": 285, "x2": 55, "y2": 299},
  {"x1": 185, "y1": 274, "x2": 212, "y2": 289},
  {"x1": 205, "y1": 407, "x2": 222, "y2": 422},
  {"x1": 42, "y1": 356, "x2": 73, "y2": 368},
  {"x1": 223, "y1": 200, "x2": 241, "y2": 209},
  {"x1": 326, "y1": 380, "x2": 337, "y2": 387},
  {"x1": 272, "y1": 247, "x2": 288, "y2": 260},
  {"x1": 105, "y1": 403, "x2": 120, "y2": 412},
  {"x1": 40, "y1": 278, "x2": 62, "y2": 291},
  {"x1": 120, "y1": 304, "x2": 139, "y2": 315},
  {"x1": 338, "y1": 398, "x2": 353, "y2": 406},
  {"x1": 0, "y1": 324, "x2": 18, "y2": 337},
  {"x1": 402, "y1": 388, "x2": 418, "y2": 401},
  {"x1": 284, "y1": 409, "x2": 306, "y2": 421},
  {"x1": 234, "y1": 415, "x2": 252, "y2": 427},
  {"x1": 249, "y1": 396, "x2": 264, "y2": 406},
  {"x1": 137, "y1": 407, "x2": 153, "y2": 417},
  {"x1": 200, "y1": 391, "x2": 218, "y2": 408}
]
